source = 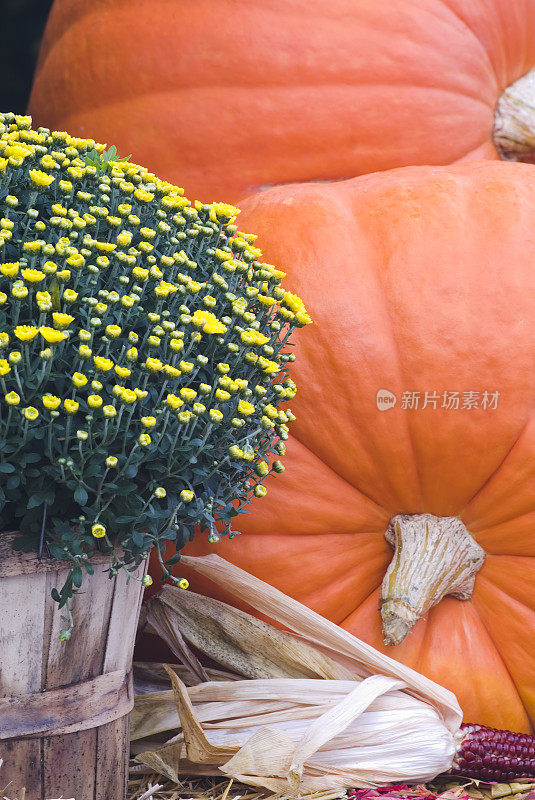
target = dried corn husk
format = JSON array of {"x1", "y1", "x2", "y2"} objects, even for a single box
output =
[{"x1": 135, "y1": 555, "x2": 463, "y2": 794}]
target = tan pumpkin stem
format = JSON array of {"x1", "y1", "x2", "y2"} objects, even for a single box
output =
[
  {"x1": 380, "y1": 514, "x2": 485, "y2": 646},
  {"x1": 494, "y1": 68, "x2": 535, "y2": 162}
]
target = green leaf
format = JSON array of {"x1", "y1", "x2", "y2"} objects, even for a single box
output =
[
  {"x1": 74, "y1": 486, "x2": 88, "y2": 505},
  {"x1": 0, "y1": 463, "x2": 15, "y2": 473},
  {"x1": 72, "y1": 565, "x2": 83, "y2": 588},
  {"x1": 49, "y1": 278, "x2": 61, "y2": 311}
]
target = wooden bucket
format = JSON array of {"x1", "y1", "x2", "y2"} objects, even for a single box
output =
[{"x1": 0, "y1": 533, "x2": 147, "y2": 800}]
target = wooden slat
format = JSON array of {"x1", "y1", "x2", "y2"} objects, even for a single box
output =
[
  {"x1": 43, "y1": 728, "x2": 98, "y2": 800},
  {"x1": 94, "y1": 716, "x2": 131, "y2": 800},
  {"x1": 42, "y1": 563, "x2": 117, "y2": 800},
  {"x1": 0, "y1": 569, "x2": 47, "y2": 800},
  {"x1": 97, "y1": 561, "x2": 148, "y2": 800},
  {"x1": 44, "y1": 563, "x2": 117, "y2": 686},
  {"x1": 0, "y1": 669, "x2": 132, "y2": 739},
  {"x1": 104, "y1": 561, "x2": 148, "y2": 673}
]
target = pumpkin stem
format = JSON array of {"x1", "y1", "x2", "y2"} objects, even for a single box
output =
[
  {"x1": 380, "y1": 514, "x2": 485, "y2": 646},
  {"x1": 494, "y1": 69, "x2": 535, "y2": 162}
]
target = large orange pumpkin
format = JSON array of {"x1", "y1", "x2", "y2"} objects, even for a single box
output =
[
  {"x1": 28, "y1": 0, "x2": 535, "y2": 204},
  {"x1": 151, "y1": 161, "x2": 535, "y2": 734}
]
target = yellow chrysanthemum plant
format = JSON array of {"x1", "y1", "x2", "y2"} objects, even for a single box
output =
[{"x1": 0, "y1": 112, "x2": 311, "y2": 638}]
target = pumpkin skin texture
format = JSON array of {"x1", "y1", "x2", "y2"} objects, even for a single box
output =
[
  {"x1": 28, "y1": 0, "x2": 535, "y2": 204},
  {"x1": 169, "y1": 162, "x2": 535, "y2": 733}
]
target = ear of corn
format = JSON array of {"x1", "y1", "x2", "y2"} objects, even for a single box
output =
[{"x1": 451, "y1": 724, "x2": 535, "y2": 781}]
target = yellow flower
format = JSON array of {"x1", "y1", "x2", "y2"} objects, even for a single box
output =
[
  {"x1": 63, "y1": 289, "x2": 78, "y2": 302},
  {"x1": 36, "y1": 290, "x2": 52, "y2": 310},
  {"x1": 241, "y1": 329, "x2": 269, "y2": 346},
  {"x1": 64, "y1": 399, "x2": 79, "y2": 414},
  {"x1": 43, "y1": 261, "x2": 57, "y2": 274},
  {"x1": 179, "y1": 360, "x2": 194, "y2": 374},
  {"x1": 105, "y1": 455, "x2": 118, "y2": 467},
  {"x1": 134, "y1": 188, "x2": 154, "y2": 203},
  {"x1": 209, "y1": 202, "x2": 240, "y2": 223},
  {"x1": 95, "y1": 241, "x2": 116, "y2": 253},
  {"x1": 145, "y1": 357, "x2": 163, "y2": 372},
  {"x1": 72, "y1": 372, "x2": 88, "y2": 388},
  {"x1": 191, "y1": 309, "x2": 227, "y2": 334},
  {"x1": 21, "y1": 268, "x2": 45, "y2": 283},
  {"x1": 138, "y1": 433, "x2": 151, "y2": 446},
  {"x1": 0, "y1": 262, "x2": 19, "y2": 277},
  {"x1": 263, "y1": 404, "x2": 278, "y2": 420},
  {"x1": 103, "y1": 405, "x2": 117, "y2": 418},
  {"x1": 180, "y1": 388, "x2": 197, "y2": 403},
  {"x1": 134, "y1": 388, "x2": 148, "y2": 399},
  {"x1": 93, "y1": 356, "x2": 113, "y2": 372},
  {"x1": 12, "y1": 284, "x2": 28, "y2": 299},
  {"x1": 0, "y1": 359, "x2": 10, "y2": 376},
  {"x1": 166, "y1": 393, "x2": 183, "y2": 410},
  {"x1": 254, "y1": 485, "x2": 267, "y2": 498},
  {"x1": 114, "y1": 365, "x2": 131, "y2": 379},
  {"x1": 42, "y1": 394, "x2": 61, "y2": 410},
  {"x1": 88, "y1": 394, "x2": 103, "y2": 408},
  {"x1": 116, "y1": 231, "x2": 132, "y2": 247},
  {"x1": 24, "y1": 406, "x2": 39, "y2": 421},
  {"x1": 295, "y1": 310, "x2": 313, "y2": 325},
  {"x1": 132, "y1": 266, "x2": 149, "y2": 281},
  {"x1": 141, "y1": 416, "x2": 156, "y2": 428},
  {"x1": 92, "y1": 523, "x2": 106, "y2": 539},
  {"x1": 78, "y1": 344, "x2": 92, "y2": 359},
  {"x1": 282, "y1": 291, "x2": 306, "y2": 314},
  {"x1": 14, "y1": 325, "x2": 38, "y2": 341},
  {"x1": 178, "y1": 577, "x2": 189, "y2": 590},
  {"x1": 180, "y1": 489, "x2": 194, "y2": 503},
  {"x1": 8, "y1": 351, "x2": 21, "y2": 365},
  {"x1": 29, "y1": 169, "x2": 55, "y2": 187},
  {"x1": 0, "y1": 292, "x2": 6, "y2": 304},
  {"x1": 5, "y1": 391, "x2": 20, "y2": 405},
  {"x1": 209, "y1": 409, "x2": 223, "y2": 423},
  {"x1": 106, "y1": 324, "x2": 121, "y2": 339},
  {"x1": 52, "y1": 312, "x2": 75, "y2": 329},
  {"x1": 0, "y1": 333, "x2": 8, "y2": 348},
  {"x1": 170, "y1": 338, "x2": 184, "y2": 352},
  {"x1": 215, "y1": 389, "x2": 230, "y2": 403},
  {"x1": 260, "y1": 358, "x2": 279, "y2": 375},
  {"x1": 121, "y1": 389, "x2": 137, "y2": 405},
  {"x1": 258, "y1": 294, "x2": 276, "y2": 306},
  {"x1": 67, "y1": 253, "x2": 85, "y2": 269},
  {"x1": 163, "y1": 365, "x2": 181, "y2": 378},
  {"x1": 238, "y1": 400, "x2": 255, "y2": 416},
  {"x1": 40, "y1": 326, "x2": 68, "y2": 344},
  {"x1": 256, "y1": 461, "x2": 269, "y2": 477},
  {"x1": 142, "y1": 574, "x2": 153, "y2": 587}
]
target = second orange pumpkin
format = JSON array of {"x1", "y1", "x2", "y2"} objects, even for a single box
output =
[{"x1": 163, "y1": 161, "x2": 535, "y2": 734}]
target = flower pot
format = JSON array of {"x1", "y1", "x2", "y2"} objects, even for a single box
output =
[{"x1": 0, "y1": 532, "x2": 147, "y2": 800}]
